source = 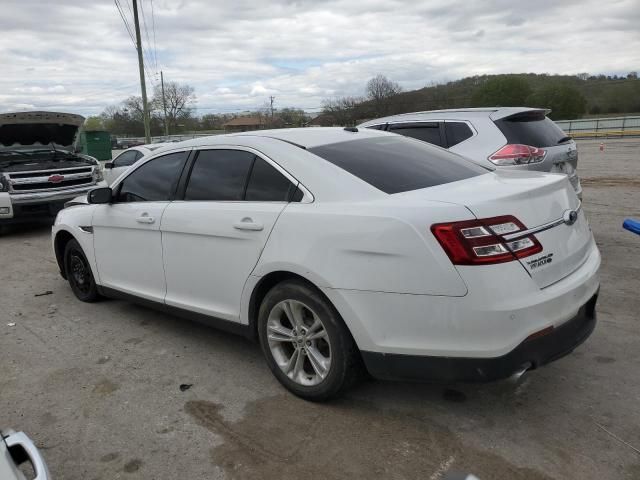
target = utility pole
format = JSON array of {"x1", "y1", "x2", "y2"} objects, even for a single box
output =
[
  {"x1": 161, "y1": 71, "x2": 169, "y2": 137},
  {"x1": 132, "y1": 0, "x2": 151, "y2": 144},
  {"x1": 269, "y1": 95, "x2": 275, "y2": 125}
]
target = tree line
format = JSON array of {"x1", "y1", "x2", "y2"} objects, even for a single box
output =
[
  {"x1": 87, "y1": 71, "x2": 640, "y2": 134},
  {"x1": 319, "y1": 72, "x2": 640, "y2": 125}
]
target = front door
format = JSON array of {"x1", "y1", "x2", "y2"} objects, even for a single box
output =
[
  {"x1": 92, "y1": 150, "x2": 189, "y2": 302},
  {"x1": 161, "y1": 148, "x2": 300, "y2": 321}
]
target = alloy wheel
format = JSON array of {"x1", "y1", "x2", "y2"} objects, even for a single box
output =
[{"x1": 267, "y1": 299, "x2": 332, "y2": 386}]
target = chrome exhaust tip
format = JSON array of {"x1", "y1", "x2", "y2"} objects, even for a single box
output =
[{"x1": 508, "y1": 362, "x2": 532, "y2": 384}]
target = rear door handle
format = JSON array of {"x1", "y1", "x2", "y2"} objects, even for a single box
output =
[
  {"x1": 233, "y1": 217, "x2": 264, "y2": 231},
  {"x1": 136, "y1": 213, "x2": 155, "y2": 224}
]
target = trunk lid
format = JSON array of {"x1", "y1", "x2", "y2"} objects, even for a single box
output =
[{"x1": 399, "y1": 170, "x2": 593, "y2": 288}]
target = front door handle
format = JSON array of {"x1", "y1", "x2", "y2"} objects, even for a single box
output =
[
  {"x1": 136, "y1": 213, "x2": 155, "y2": 224},
  {"x1": 233, "y1": 217, "x2": 264, "y2": 231}
]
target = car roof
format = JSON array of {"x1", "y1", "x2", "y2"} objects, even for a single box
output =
[
  {"x1": 157, "y1": 127, "x2": 391, "y2": 151},
  {"x1": 358, "y1": 107, "x2": 549, "y2": 126}
]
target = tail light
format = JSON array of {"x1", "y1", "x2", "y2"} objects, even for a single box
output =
[
  {"x1": 488, "y1": 144, "x2": 546, "y2": 166},
  {"x1": 431, "y1": 215, "x2": 542, "y2": 265}
]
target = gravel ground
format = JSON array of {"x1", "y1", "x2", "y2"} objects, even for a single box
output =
[{"x1": 1, "y1": 138, "x2": 639, "y2": 480}]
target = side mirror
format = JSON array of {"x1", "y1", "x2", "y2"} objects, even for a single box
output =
[
  {"x1": 88, "y1": 187, "x2": 113, "y2": 204},
  {"x1": 104, "y1": 161, "x2": 114, "y2": 169}
]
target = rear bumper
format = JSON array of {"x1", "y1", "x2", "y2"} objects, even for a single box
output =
[{"x1": 362, "y1": 291, "x2": 598, "y2": 382}]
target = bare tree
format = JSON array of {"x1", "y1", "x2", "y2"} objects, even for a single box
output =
[
  {"x1": 152, "y1": 82, "x2": 196, "y2": 134},
  {"x1": 365, "y1": 74, "x2": 402, "y2": 115},
  {"x1": 321, "y1": 96, "x2": 364, "y2": 126}
]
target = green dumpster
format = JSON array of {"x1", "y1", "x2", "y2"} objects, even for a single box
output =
[{"x1": 79, "y1": 130, "x2": 112, "y2": 161}]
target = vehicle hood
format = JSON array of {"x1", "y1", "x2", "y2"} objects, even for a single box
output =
[
  {"x1": 0, "y1": 156, "x2": 98, "y2": 172},
  {"x1": 0, "y1": 111, "x2": 85, "y2": 149}
]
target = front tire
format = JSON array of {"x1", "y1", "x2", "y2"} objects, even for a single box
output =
[
  {"x1": 258, "y1": 280, "x2": 361, "y2": 401},
  {"x1": 64, "y1": 239, "x2": 100, "y2": 302}
]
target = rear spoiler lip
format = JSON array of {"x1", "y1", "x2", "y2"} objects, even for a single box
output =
[{"x1": 489, "y1": 108, "x2": 552, "y2": 121}]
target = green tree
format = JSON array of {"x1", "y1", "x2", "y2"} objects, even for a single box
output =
[
  {"x1": 84, "y1": 116, "x2": 105, "y2": 130},
  {"x1": 527, "y1": 83, "x2": 587, "y2": 119},
  {"x1": 471, "y1": 76, "x2": 532, "y2": 107}
]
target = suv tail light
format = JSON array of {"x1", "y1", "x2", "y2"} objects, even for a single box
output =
[
  {"x1": 431, "y1": 215, "x2": 542, "y2": 265},
  {"x1": 488, "y1": 144, "x2": 546, "y2": 166}
]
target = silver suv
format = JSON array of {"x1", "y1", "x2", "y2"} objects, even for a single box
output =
[{"x1": 358, "y1": 107, "x2": 581, "y2": 197}]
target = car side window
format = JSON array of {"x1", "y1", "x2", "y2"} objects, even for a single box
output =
[
  {"x1": 112, "y1": 150, "x2": 138, "y2": 168},
  {"x1": 245, "y1": 157, "x2": 297, "y2": 202},
  {"x1": 116, "y1": 151, "x2": 188, "y2": 202},
  {"x1": 388, "y1": 122, "x2": 445, "y2": 147},
  {"x1": 134, "y1": 150, "x2": 145, "y2": 161},
  {"x1": 444, "y1": 122, "x2": 473, "y2": 147},
  {"x1": 365, "y1": 124, "x2": 387, "y2": 131},
  {"x1": 185, "y1": 150, "x2": 254, "y2": 201}
]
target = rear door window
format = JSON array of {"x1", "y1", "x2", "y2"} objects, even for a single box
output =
[
  {"x1": 185, "y1": 149, "x2": 254, "y2": 201},
  {"x1": 309, "y1": 136, "x2": 487, "y2": 194},
  {"x1": 245, "y1": 157, "x2": 297, "y2": 202},
  {"x1": 388, "y1": 122, "x2": 445, "y2": 147},
  {"x1": 444, "y1": 122, "x2": 474, "y2": 147},
  {"x1": 494, "y1": 111, "x2": 567, "y2": 147}
]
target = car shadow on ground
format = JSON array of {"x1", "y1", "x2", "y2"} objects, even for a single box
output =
[{"x1": 0, "y1": 220, "x2": 54, "y2": 238}]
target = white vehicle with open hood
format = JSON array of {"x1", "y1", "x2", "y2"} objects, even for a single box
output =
[
  {"x1": 52, "y1": 128, "x2": 600, "y2": 400},
  {"x1": 0, "y1": 111, "x2": 106, "y2": 230}
]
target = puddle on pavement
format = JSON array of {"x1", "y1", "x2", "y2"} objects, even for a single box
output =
[{"x1": 185, "y1": 396, "x2": 553, "y2": 480}]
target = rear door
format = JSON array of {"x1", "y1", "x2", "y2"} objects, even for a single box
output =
[
  {"x1": 492, "y1": 111, "x2": 581, "y2": 194},
  {"x1": 161, "y1": 148, "x2": 299, "y2": 321}
]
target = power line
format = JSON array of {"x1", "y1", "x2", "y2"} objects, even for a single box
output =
[
  {"x1": 140, "y1": 0, "x2": 158, "y2": 73},
  {"x1": 115, "y1": 0, "x2": 156, "y2": 86},
  {"x1": 150, "y1": 0, "x2": 159, "y2": 71},
  {"x1": 114, "y1": 0, "x2": 137, "y2": 50}
]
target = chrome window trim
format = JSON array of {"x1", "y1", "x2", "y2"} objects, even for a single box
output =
[{"x1": 191, "y1": 144, "x2": 315, "y2": 203}]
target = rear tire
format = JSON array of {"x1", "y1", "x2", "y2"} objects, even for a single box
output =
[
  {"x1": 64, "y1": 239, "x2": 100, "y2": 302},
  {"x1": 258, "y1": 280, "x2": 361, "y2": 401}
]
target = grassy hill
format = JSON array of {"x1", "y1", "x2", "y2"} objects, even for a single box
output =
[{"x1": 375, "y1": 73, "x2": 640, "y2": 119}]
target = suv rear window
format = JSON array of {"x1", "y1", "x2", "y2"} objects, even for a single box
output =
[
  {"x1": 309, "y1": 136, "x2": 487, "y2": 194},
  {"x1": 494, "y1": 111, "x2": 567, "y2": 148}
]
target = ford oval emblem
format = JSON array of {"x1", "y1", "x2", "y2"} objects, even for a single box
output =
[
  {"x1": 48, "y1": 174, "x2": 65, "y2": 184},
  {"x1": 563, "y1": 209, "x2": 578, "y2": 226}
]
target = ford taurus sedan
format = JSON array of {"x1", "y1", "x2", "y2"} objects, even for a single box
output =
[{"x1": 52, "y1": 128, "x2": 600, "y2": 400}]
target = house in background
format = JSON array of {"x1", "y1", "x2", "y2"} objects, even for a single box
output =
[
  {"x1": 223, "y1": 116, "x2": 266, "y2": 132},
  {"x1": 306, "y1": 113, "x2": 338, "y2": 127}
]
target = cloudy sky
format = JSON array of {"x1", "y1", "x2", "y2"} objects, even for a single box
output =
[{"x1": 1, "y1": 0, "x2": 639, "y2": 117}]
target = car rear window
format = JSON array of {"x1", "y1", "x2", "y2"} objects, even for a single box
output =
[
  {"x1": 308, "y1": 136, "x2": 487, "y2": 194},
  {"x1": 494, "y1": 111, "x2": 567, "y2": 148}
]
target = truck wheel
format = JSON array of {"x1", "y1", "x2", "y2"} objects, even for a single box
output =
[
  {"x1": 64, "y1": 239, "x2": 100, "y2": 302},
  {"x1": 258, "y1": 280, "x2": 361, "y2": 401}
]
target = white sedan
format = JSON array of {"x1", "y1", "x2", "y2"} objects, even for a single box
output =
[
  {"x1": 103, "y1": 143, "x2": 170, "y2": 185},
  {"x1": 52, "y1": 128, "x2": 600, "y2": 400}
]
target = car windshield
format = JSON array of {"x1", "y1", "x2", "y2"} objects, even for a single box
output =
[{"x1": 309, "y1": 135, "x2": 489, "y2": 194}]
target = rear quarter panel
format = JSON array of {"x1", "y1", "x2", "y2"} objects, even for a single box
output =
[{"x1": 253, "y1": 200, "x2": 474, "y2": 296}]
